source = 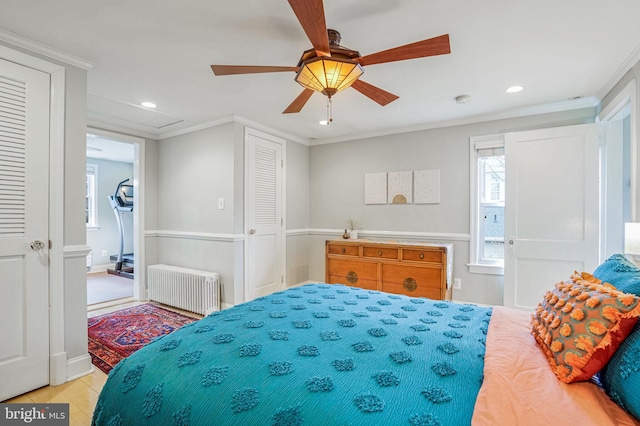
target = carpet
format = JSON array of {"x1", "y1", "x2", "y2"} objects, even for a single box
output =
[
  {"x1": 87, "y1": 272, "x2": 133, "y2": 305},
  {"x1": 88, "y1": 304, "x2": 197, "y2": 374}
]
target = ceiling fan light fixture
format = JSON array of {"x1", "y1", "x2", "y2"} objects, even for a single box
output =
[{"x1": 295, "y1": 57, "x2": 364, "y2": 97}]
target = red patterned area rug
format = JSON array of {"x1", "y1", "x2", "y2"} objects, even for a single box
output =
[{"x1": 88, "y1": 303, "x2": 197, "y2": 374}]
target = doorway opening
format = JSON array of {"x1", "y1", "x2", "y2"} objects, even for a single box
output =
[{"x1": 86, "y1": 129, "x2": 145, "y2": 310}]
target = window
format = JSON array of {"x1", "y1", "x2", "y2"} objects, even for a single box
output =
[
  {"x1": 86, "y1": 164, "x2": 98, "y2": 228},
  {"x1": 469, "y1": 135, "x2": 505, "y2": 275}
]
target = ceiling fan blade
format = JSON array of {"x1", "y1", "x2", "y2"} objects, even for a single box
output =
[
  {"x1": 283, "y1": 88, "x2": 314, "y2": 114},
  {"x1": 351, "y1": 80, "x2": 399, "y2": 106},
  {"x1": 356, "y1": 34, "x2": 450, "y2": 66},
  {"x1": 211, "y1": 65, "x2": 299, "y2": 75},
  {"x1": 288, "y1": 0, "x2": 331, "y2": 57}
]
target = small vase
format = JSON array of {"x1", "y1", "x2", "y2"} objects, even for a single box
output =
[
  {"x1": 349, "y1": 230, "x2": 358, "y2": 239},
  {"x1": 343, "y1": 229, "x2": 350, "y2": 239}
]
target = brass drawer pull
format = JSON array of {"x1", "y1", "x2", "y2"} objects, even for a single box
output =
[
  {"x1": 346, "y1": 271, "x2": 358, "y2": 284},
  {"x1": 403, "y1": 277, "x2": 417, "y2": 292},
  {"x1": 342, "y1": 248, "x2": 346, "y2": 254},
  {"x1": 419, "y1": 253, "x2": 424, "y2": 259},
  {"x1": 378, "y1": 250, "x2": 383, "y2": 256}
]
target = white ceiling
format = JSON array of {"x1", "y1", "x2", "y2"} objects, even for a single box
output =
[
  {"x1": 86, "y1": 135, "x2": 134, "y2": 163},
  {"x1": 2, "y1": 0, "x2": 640, "y2": 144}
]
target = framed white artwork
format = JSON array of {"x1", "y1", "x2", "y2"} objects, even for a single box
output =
[
  {"x1": 364, "y1": 172, "x2": 387, "y2": 204},
  {"x1": 388, "y1": 171, "x2": 413, "y2": 204},
  {"x1": 414, "y1": 169, "x2": 440, "y2": 204}
]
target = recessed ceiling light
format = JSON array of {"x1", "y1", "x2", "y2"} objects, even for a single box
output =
[
  {"x1": 319, "y1": 120, "x2": 329, "y2": 126},
  {"x1": 506, "y1": 85, "x2": 524, "y2": 93},
  {"x1": 141, "y1": 101, "x2": 157, "y2": 108},
  {"x1": 454, "y1": 95, "x2": 471, "y2": 104}
]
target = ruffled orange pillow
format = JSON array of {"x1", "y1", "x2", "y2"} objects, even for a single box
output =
[{"x1": 531, "y1": 272, "x2": 640, "y2": 383}]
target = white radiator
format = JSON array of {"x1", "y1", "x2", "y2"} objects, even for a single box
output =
[{"x1": 148, "y1": 264, "x2": 220, "y2": 315}]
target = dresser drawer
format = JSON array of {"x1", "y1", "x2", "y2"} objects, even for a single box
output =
[
  {"x1": 402, "y1": 248, "x2": 443, "y2": 263},
  {"x1": 328, "y1": 275, "x2": 378, "y2": 290},
  {"x1": 327, "y1": 243, "x2": 360, "y2": 256},
  {"x1": 382, "y1": 264, "x2": 442, "y2": 291},
  {"x1": 363, "y1": 246, "x2": 398, "y2": 260},
  {"x1": 327, "y1": 258, "x2": 377, "y2": 281},
  {"x1": 382, "y1": 281, "x2": 442, "y2": 299}
]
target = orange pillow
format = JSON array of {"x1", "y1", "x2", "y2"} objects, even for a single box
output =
[{"x1": 530, "y1": 272, "x2": 640, "y2": 383}]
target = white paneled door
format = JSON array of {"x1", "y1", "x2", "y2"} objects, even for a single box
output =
[
  {"x1": 245, "y1": 128, "x2": 284, "y2": 301},
  {"x1": 0, "y1": 59, "x2": 50, "y2": 400},
  {"x1": 504, "y1": 124, "x2": 600, "y2": 310}
]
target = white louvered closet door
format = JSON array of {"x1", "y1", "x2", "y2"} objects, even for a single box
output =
[
  {"x1": 245, "y1": 128, "x2": 284, "y2": 301},
  {"x1": 0, "y1": 58, "x2": 50, "y2": 401}
]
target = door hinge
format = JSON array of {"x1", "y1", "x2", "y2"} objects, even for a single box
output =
[
  {"x1": 281, "y1": 159, "x2": 284, "y2": 167},
  {"x1": 281, "y1": 275, "x2": 284, "y2": 283},
  {"x1": 281, "y1": 217, "x2": 283, "y2": 226},
  {"x1": 49, "y1": 240, "x2": 52, "y2": 249}
]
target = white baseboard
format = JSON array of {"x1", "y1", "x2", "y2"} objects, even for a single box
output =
[
  {"x1": 49, "y1": 351, "x2": 67, "y2": 386},
  {"x1": 66, "y1": 353, "x2": 93, "y2": 382},
  {"x1": 88, "y1": 264, "x2": 112, "y2": 274},
  {"x1": 288, "y1": 280, "x2": 316, "y2": 288}
]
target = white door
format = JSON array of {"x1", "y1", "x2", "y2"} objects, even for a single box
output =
[
  {"x1": 0, "y1": 59, "x2": 50, "y2": 400},
  {"x1": 504, "y1": 124, "x2": 600, "y2": 310},
  {"x1": 245, "y1": 128, "x2": 284, "y2": 301}
]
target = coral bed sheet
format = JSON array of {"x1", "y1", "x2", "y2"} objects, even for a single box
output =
[{"x1": 472, "y1": 306, "x2": 639, "y2": 426}]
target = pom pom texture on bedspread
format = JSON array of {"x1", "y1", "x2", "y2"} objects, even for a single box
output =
[{"x1": 92, "y1": 284, "x2": 492, "y2": 426}]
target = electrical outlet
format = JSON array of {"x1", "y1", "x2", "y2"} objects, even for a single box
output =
[
  {"x1": 101, "y1": 250, "x2": 107, "y2": 257},
  {"x1": 218, "y1": 198, "x2": 225, "y2": 209},
  {"x1": 453, "y1": 278, "x2": 462, "y2": 290}
]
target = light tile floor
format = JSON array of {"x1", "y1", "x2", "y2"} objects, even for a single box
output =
[
  {"x1": 5, "y1": 369, "x2": 108, "y2": 426},
  {"x1": 4, "y1": 301, "x2": 201, "y2": 425}
]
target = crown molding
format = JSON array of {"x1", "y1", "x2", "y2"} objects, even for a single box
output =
[
  {"x1": 0, "y1": 29, "x2": 93, "y2": 70},
  {"x1": 157, "y1": 114, "x2": 310, "y2": 145},
  {"x1": 598, "y1": 41, "x2": 640, "y2": 100},
  {"x1": 157, "y1": 116, "x2": 235, "y2": 140},
  {"x1": 86, "y1": 117, "x2": 159, "y2": 140},
  {"x1": 310, "y1": 97, "x2": 600, "y2": 145},
  {"x1": 232, "y1": 115, "x2": 310, "y2": 146}
]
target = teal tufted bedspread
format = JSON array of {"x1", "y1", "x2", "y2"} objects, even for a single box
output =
[{"x1": 92, "y1": 284, "x2": 492, "y2": 426}]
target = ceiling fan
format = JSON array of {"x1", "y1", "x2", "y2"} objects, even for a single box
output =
[{"x1": 210, "y1": 0, "x2": 451, "y2": 117}]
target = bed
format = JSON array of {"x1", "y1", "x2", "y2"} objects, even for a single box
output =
[{"x1": 92, "y1": 257, "x2": 640, "y2": 426}]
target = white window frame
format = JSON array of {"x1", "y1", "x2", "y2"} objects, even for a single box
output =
[
  {"x1": 469, "y1": 134, "x2": 505, "y2": 275},
  {"x1": 86, "y1": 163, "x2": 99, "y2": 230}
]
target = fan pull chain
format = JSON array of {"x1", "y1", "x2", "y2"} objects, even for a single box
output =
[{"x1": 326, "y1": 96, "x2": 333, "y2": 125}]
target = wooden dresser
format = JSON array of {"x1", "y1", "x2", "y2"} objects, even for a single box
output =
[{"x1": 325, "y1": 239, "x2": 453, "y2": 300}]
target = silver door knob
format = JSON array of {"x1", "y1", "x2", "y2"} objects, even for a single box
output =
[
  {"x1": 30, "y1": 240, "x2": 46, "y2": 250},
  {"x1": 249, "y1": 229, "x2": 256, "y2": 235}
]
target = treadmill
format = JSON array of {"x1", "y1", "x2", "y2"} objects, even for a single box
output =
[{"x1": 107, "y1": 179, "x2": 134, "y2": 279}]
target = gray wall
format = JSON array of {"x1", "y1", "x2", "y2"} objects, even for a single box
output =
[
  {"x1": 86, "y1": 159, "x2": 133, "y2": 268},
  {"x1": 151, "y1": 122, "x2": 244, "y2": 305},
  {"x1": 308, "y1": 107, "x2": 597, "y2": 305},
  {"x1": 157, "y1": 124, "x2": 236, "y2": 233},
  {"x1": 285, "y1": 141, "x2": 311, "y2": 285}
]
